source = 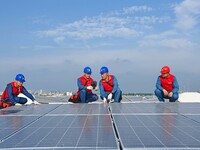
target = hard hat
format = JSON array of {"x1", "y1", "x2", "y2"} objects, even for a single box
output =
[
  {"x1": 15, "y1": 74, "x2": 26, "y2": 82},
  {"x1": 160, "y1": 66, "x2": 170, "y2": 74},
  {"x1": 84, "y1": 67, "x2": 92, "y2": 74},
  {"x1": 100, "y1": 66, "x2": 109, "y2": 74}
]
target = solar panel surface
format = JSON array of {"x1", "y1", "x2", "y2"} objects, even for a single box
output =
[
  {"x1": 1, "y1": 99, "x2": 200, "y2": 149},
  {"x1": 0, "y1": 104, "x2": 118, "y2": 150}
]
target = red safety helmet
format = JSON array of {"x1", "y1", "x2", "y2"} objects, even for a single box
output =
[{"x1": 160, "y1": 66, "x2": 170, "y2": 74}]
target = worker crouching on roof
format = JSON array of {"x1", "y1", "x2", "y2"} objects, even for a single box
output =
[
  {"x1": 77, "y1": 67, "x2": 98, "y2": 103},
  {"x1": 99, "y1": 66, "x2": 122, "y2": 103},
  {"x1": 154, "y1": 66, "x2": 179, "y2": 102},
  {"x1": 0, "y1": 74, "x2": 40, "y2": 108}
]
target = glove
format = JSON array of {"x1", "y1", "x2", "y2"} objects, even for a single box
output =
[
  {"x1": 103, "y1": 97, "x2": 107, "y2": 103},
  {"x1": 107, "y1": 93, "x2": 113, "y2": 100},
  {"x1": 15, "y1": 103, "x2": 22, "y2": 106},
  {"x1": 86, "y1": 86, "x2": 93, "y2": 90},
  {"x1": 33, "y1": 100, "x2": 40, "y2": 105}
]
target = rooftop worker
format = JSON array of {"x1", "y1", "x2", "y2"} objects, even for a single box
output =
[
  {"x1": 99, "y1": 66, "x2": 122, "y2": 103},
  {"x1": 154, "y1": 66, "x2": 179, "y2": 102},
  {"x1": 0, "y1": 74, "x2": 40, "y2": 109},
  {"x1": 77, "y1": 67, "x2": 98, "y2": 103}
]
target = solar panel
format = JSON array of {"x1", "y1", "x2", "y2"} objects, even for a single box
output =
[
  {"x1": 110, "y1": 103, "x2": 200, "y2": 149},
  {"x1": 0, "y1": 104, "x2": 118, "y2": 149},
  {"x1": 48, "y1": 104, "x2": 110, "y2": 115},
  {"x1": 1, "y1": 102, "x2": 200, "y2": 149},
  {"x1": 110, "y1": 103, "x2": 174, "y2": 114}
]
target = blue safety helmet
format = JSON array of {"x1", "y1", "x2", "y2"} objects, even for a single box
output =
[
  {"x1": 100, "y1": 66, "x2": 109, "y2": 74},
  {"x1": 15, "y1": 74, "x2": 26, "y2": 82},
  {"x1": 84, "y1": 67, "x2": 92, "y2": 74}
]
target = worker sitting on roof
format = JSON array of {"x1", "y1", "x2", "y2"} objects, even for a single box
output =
[
  {"x1": 0, "y1": 74, "x2": 40, "y2": 109},
  {"x1": 77, "y1": 67, "x2": 98, "y2": 103},
  {"x1": 99, "y1": 66, "x2": 122, "y2": 103},
  {"x1": 154, "y1": 66, "x2": 179, "y2": 102}
]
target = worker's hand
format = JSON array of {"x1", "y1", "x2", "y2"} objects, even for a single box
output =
[
  {"x1": 107, "y1": 93, "x2": 113, "y2": 100},
  {"x1": 163, "y1": 89, "x2": 168, "y2": 96},
  {"x1": 103, "y1": 97, "x2": 107, "y2": 103},
  {"x1": 168, "y1": 92, "x2": 173, "y2": 97},
  {"x1": 86, "y1": 86, "x2": 93, "y2": 90},
  {"x1": 94, "y1": 86, "x2": 98, "y2": 91},
  {"x1": 33, "y1": 100, "x2": 40, "y2": 105},
  {"x1": 91, "y1": 81, "x2": 97, "y2": 89}
]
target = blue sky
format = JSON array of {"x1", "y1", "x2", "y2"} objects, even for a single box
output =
[{"x1": 0, "y1": 0, "x2": 200, "y2": 93}]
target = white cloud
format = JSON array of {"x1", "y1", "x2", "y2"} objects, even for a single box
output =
[
  {"x1": 122, "y1": 6, "x2": 153, "y2": 14},
  {"x1": 37, "y1": 16, "x2": 142, "y2": 40},
  {"x1": 32, "y1": 16, "x2": 51, "y2": 25},
  {"x1": 20, "y1": 45, "x2": 55, "y2": 49},
  {"x1": 142, "y1": 30, "x2": 177, "y2": 39},
  {"x1": 54, "y1": 36, "x2": 65, "y2": 44},
  {"x1": 139, "y1": 38, "x2": 185, "y2": 49},
  {"x1": 153, "y1": 38, "x2": 194, "y2": 49},
  {"x1": 133, "y1": 16, "x2": 170, "y2": 24},
  {"x1": 109, "y1": 5, "x2": 153, "y2": 16},
  {"x1": 174, "y1": 0, "x2": 200, "y2": 30},
  {"x1": 138, "y1": 30, "x2": 196, "y2": 50},
  {"x1": 36, "y1": 6, "x2": 170, "y2": 41}
]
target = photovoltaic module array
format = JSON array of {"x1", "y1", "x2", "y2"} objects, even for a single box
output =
[{"x1": 1, "y1": 102, "x2": 200, "y2": 149}]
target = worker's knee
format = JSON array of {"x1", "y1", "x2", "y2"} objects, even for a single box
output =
[
  {"x1": 170, "y1": 93, "x2": 179, "y2": 102},
  {"x1": 19, "y1": 97, "x2": 27, "y2": 104},
  {"x1": 80, "y1": 89, "x2": 86, "y2": 96},
  {"x1": 154, "y1": 89, "x2": 162, "y2": 96}
]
